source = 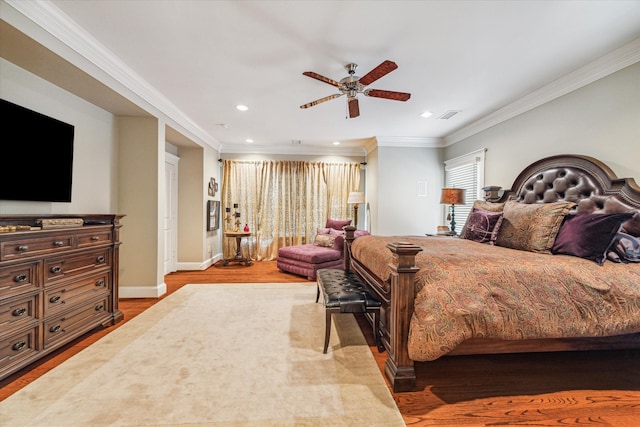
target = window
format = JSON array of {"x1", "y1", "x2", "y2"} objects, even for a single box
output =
[{"x1": 444, "y1": 149, "x2": 486, "y2": 227}]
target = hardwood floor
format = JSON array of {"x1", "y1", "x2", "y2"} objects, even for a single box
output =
[{"x1": 2, "y1": 261, "x2": 639, "y2": 426}]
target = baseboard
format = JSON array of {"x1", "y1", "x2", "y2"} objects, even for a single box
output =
[
  {"x1": 176, "y1": 253, "x2": 222, "y2": 271},
  {"x1": 119, "y1": 282, "x2": 168, "y2": 298}
]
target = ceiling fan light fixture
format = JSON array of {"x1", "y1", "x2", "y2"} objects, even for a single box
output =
[{"x1": 300, "y1": 60, "x2": 410, "y2": 119}]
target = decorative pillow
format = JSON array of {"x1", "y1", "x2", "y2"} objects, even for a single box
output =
[
  {"x1": 325, "y1": 218, "x2": 352, "y2": 230},
  {"x1": 460, "y1": 208, "x2": 504, "y2": 244},
  {"x1": 577, "y1": 196, "x2": 640, "y2": 237},
  {"x1": 328, "y1": 228, "x2": 370, "y2": 252},
  {"x1": 552, "y1": 213, "x2": 635, "y2": 265},
  {"x1": 460, "y1": 200, "x2": 505, "y2": 236},
  {"x1": 313, "y1": 234, "x2": 335, "y2": 248},
  {"x1": 495, "y1": 200, "x2": 575, "y2": 253},
  {"x1": 316, "y1": 227, "x2": 331, "y2": 235},
  {"x1": 471, "y1": 200, "x2": 505, "y2": 212},
  {"x1": 329, "y1": 228, "x2": 345, "y2": 252},
  {"x1": 607, "y1": 231, "x2": 640, "y2": 263}
]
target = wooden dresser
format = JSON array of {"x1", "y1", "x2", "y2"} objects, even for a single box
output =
[{"x1": 0, "y1": 214, "x2": 123, "y2": 380}]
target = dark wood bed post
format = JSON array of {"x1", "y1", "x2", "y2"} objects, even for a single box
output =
[
  {"x1": 384, "y1": 242, "x2": 423, "y2": 392},
  {"x1": 344, "y1": 226, "x2": 423, "y2": 392},
  {"x1": 343, "y1": 225, "x2": 357, "y2": 271}
]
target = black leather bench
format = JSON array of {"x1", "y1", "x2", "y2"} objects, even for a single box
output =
[{"x1": 316, "y1": 268, "x2": 383, "y2": 354}]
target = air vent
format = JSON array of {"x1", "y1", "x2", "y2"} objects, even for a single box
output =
[
  {"x1": 438, "y1": 110, "x2": 461, "y2": 120},
  {"x1": 291, "y1": 139, "x2": 302, "y2": 145}
]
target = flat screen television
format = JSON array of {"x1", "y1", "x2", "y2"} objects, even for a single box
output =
[{"x1": 0, "y1": 98, "x2": 75, "y2": 203}]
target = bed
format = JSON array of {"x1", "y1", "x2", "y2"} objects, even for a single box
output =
[{"x1": 343, "y1": 154, "x2": 640, "y2": 392}]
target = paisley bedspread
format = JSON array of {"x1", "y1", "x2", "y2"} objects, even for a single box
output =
[{"x1": 351, "y1": 235, "x2": 640, "y2": 361}]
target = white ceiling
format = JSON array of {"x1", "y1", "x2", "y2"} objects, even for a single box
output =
[{"x1": 14, "y1": 1, "x2": 640, "y2": 153}]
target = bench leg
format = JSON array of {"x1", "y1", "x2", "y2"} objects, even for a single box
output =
[
  {"x1": 323, "y1": 309, "x2": 332, "y2": 354},
  {"x1": 372, "y1": 308, "x2": 384, "y2": 353},
  {"x1": 316, "y1": 283, "x2": 320, "y2": 303}
]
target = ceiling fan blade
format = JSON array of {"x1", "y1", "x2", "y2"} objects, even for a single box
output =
[
  {"x1": 358, "y1": 60, "x2": 398, "y2": 86},
  {"x1": 348, "y1": 97, "x2": 360, "y2": 118},
  {"x1": 365, "y1": 89, "x2": 411, "y2": 102},
  {"x1": 302, "y1": 71, "x2": 341, "y2": 87},
  {"x1": 300, "y1": 93, "x2": 343, "y2": 109}
]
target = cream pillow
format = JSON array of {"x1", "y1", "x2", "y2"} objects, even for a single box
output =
[{"x1": 313, "y1": 234, "x2": 335, "y2": 248}]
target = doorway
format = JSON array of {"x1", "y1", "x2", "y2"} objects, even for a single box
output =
[{"x1": 164, "y1": 153, "x2": 179, "y2": 274}]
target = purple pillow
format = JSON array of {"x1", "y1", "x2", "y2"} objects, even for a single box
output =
[
  {"x1": 460, "y1": 208, "x2": 504, "y2": 244},
  {"x1": 326, "y1": 218, "x2": 352, "y2": 230},
  {"x1": 329, "y1": 228, "x2": 345, "y2": 252},
  {"x1": 328, "y1": 228, "x2": 370, "y2": 252},
  {"x1": 552, "y1": 212, "x2": 635, "y2": 265}
]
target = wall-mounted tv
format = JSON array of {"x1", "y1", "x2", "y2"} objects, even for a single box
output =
[{"x1": 0, "y1": 98, "x2": 75, "y2": 203}]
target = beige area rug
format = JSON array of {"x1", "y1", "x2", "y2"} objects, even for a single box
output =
[{"x1": 0, "y1": 283, "x2": 404, "y2": 427}]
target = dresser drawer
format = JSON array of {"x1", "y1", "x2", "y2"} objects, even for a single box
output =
[
  {"x1": 44, "y1": 248, "x2": 111, "y2": 285},
  {"x1": 43, "y1": 296, "x2": 110, "y2": 348},
  {"x1": 0, "y1": 324, "x2": 40, "y2": 376},
  {"x1": 76, "y1": 228, "x2": 113, "y2": 249},
  {"x1": 0, "y1": 261, "x2": 40, "y2": 300},
  {"x1": 0, "y1": 292, "x2": 39, "y2": 335},
  {"x1": 0, "y1": 234, "x2": 73, "y2": 261},
  {"x1": 44, "y1": 272, "x2": 110, "y2": 316}
]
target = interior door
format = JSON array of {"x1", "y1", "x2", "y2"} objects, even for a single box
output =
[{"x1": 164, "y1": 153, "x2": 179, "y2": 274}]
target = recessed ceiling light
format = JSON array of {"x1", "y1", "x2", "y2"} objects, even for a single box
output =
[
  {"x1": 420, "y1": 111, "x2": 433, "y2": 118},
  {"x1": 245, "y1": 139, "x2": 254, "y2": 143},
  {"x1": 236, "y1": 104, "x2": 248, "y2": 111},
  {"x1": 332, "y1": 141, "x2": 341, "y2": 145}
]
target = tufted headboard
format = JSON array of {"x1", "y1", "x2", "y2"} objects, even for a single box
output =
[{"x1": 495, "y1": 154, "x2": 640, "y2": 236}]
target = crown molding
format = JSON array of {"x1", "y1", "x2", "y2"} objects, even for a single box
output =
[
  {"x1": 4, "y1": 0, "x2": 222, "y2": 151},
  {"x1": 220, "y1": 143, "x2": 367, "y2": 157},
  {"x1": 375, "y1": 136, "x2": 444, "y2": 148},
  {"x1": 445, "y1": 37, "x2": 640, "y2": 146}
]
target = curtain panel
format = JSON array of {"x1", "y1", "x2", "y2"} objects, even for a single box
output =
[{"x1": 221, "y1": 159, "x2": 360, "y2": 261}]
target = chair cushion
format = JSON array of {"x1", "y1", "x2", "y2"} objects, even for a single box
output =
[
  {"x1": 276, "y1": 258, "x2": 343, "y2": 281},
  {"x1": 277, "y1": 244, "x2": 342, "y2": 263}
]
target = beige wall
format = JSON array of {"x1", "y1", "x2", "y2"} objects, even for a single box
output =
[
  {"x1": 372, "y1": 146, "x2": 444, "y2": 235},
  {"x1": 445, "y1": 62, "x2": 640, "y2": 189},
  {"x1": 117, "y1": 116, "x2": 165, "y2": 297}
]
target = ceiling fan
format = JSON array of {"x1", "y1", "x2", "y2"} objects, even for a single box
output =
[{"x1": 300, "y1": 60, "x2": 411, "y2": 118}]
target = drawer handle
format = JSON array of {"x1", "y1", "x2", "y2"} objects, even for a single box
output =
[
  {"x1": 50, "y1": 266, "x2": 62, "y2": 274},
  {"x1": 53, "y1": 240, "x2": 64, "y2": 247},
  {"x1": 95, "y1": 304, "x2": 105, "y2": 311},
  {"x1": 12, "y1": 341, "x2": 27, "y2": 351},
  {"x1": 17, "y1": 245, "x2": 28, "y2": 252},
  {"x1": 96, "y1": 280, "x2": 105, "y2": 287},
  {"x1": 12, "y1": 307, "x2": 27, "y2": 316},
  {"x1": 14, "y1": 274, "x2": 27, "y2": 283},
  {"x1": 50, "y1": 295, "x2": 61, "y2": 303},
  {"x1": 50, "y1": 325, "x2": 62, "y2": 333},
  {"x1": 96, "y1": 256, "x2": 105, "y2": 263},
  {"x1": 91, "y1": 236, "x2": 100, "y2": 241}
]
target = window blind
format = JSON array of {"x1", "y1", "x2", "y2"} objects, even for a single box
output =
[{"x1": 444, "y1": 149, "x2": 486, "y2": 229}]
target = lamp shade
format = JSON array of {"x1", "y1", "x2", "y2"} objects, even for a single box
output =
[
  {"x1": 440, "y1": 188, "x2": 465, "y2": 205},
  {"x1": 347, "y1": 192, "x2": 365, "y2": 204}
]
